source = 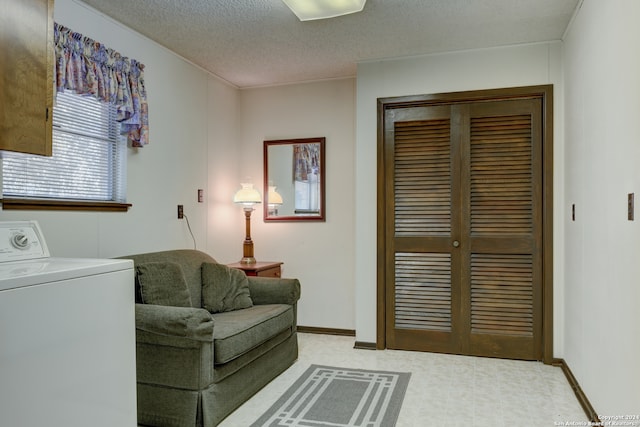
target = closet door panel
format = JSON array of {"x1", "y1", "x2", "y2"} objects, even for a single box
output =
[
  {"x1": 463, "y1": 99, "x2": 542, "y2": 359},
  {"x1": 385, "y1": 105, "x2": 461, "y2": 353}
]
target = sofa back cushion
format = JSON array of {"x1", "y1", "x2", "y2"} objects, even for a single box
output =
[
  {"x1": 201, "y1": 263, "x2": 253, "y2": 313},
  {"x1": 120, "y1": 250, "x2": 217, "y2": 307},
  {"x1": 136, "y1": 262, "x2": 192, "y2": 307}
]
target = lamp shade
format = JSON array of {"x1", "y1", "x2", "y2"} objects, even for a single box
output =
[
  {"x1": 282, "y1": 0, "x2": 366, "y2": 21},
  {"x1": 268, "y1": 186, "x2": 283, "y2": 205},
  {"x1": 233, "y1": 183, "x2": 262, "y2": 206}
]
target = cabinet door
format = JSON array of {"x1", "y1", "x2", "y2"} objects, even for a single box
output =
[
  {"x1": 383, "y1": 97, "x2": 544, "y2": 361},
  {"x1": 0, "y1": 0, "x2": 53, "y2": 156}
]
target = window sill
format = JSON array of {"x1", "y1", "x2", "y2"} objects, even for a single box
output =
[{"x1": 1, "y1": 198, "x2": 132, "y2": 212}]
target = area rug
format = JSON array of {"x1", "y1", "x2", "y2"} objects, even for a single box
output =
[{"x1": 250, "y1": 364, "x2": 411, "y2": 427}]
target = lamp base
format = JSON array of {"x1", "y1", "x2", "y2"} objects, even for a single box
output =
[{"x1": 240, "y1": 205, "x2": 257, "y2": 265}]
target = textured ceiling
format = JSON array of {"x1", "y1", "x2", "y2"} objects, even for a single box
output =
[{"x1": 78, "y1": 0, "x2": 580, "y2": 88}]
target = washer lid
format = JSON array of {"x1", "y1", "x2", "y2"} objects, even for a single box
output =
[{"x1": 0, "y1": 257, "x2": 133, "y2": 292}]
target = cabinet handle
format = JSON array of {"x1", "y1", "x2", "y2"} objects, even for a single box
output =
[{"x1": 453, "y1": 240, "x2": 460, "y2": 248}]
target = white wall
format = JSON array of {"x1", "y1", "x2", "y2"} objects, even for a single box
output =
[
  {"x1": 234, "y1": 79, "x2": 356, "y2": 330},
  {"x1": 206, "y1": 77, "x2": 243, "y2": 260},
  {"x1": 1, "y1": 0, "x2": 238, "y2": 259},
  {"x1": 563, "y1": 0, "x2": 640, "y2": 415},
  {"x1": 355, "y1": 43, "x2": 566, "y2": 351}
]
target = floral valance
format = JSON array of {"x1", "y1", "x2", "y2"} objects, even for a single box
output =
[{"x1": 54, "y1": 23, "x2": 149, "y2": 147}]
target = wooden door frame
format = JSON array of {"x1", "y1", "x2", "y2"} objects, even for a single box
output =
[{"x1": 376, "y1": 85, "x2": 554, "y2": 363}]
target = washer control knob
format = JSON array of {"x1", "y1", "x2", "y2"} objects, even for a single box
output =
[{"x1": 11, "y1": 233, "x2": 30, "y2": 250}]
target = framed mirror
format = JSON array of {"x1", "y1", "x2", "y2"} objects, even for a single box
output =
[{"x1": 264, "y1": 137, "x2": 325, "y2": 222}]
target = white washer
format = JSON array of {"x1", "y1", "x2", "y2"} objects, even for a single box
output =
[{"x1": 0, "y1": 221, "x2": 136, "y2": 427}]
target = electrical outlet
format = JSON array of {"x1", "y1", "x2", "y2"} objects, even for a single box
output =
[{"x1": 177, "y1": 205, "x2": 184, "y2": 219}]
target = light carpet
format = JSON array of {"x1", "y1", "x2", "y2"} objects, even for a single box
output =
[{"x1": 250, "y1": 364, "x2": 411, "y2": 427}]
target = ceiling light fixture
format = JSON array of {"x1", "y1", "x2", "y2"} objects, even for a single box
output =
[{"x1": 282, "y1": 0, "x2": 366, "y2": 21}]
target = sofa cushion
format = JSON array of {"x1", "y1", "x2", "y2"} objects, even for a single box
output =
[
  {"x1": 121, "y1": 250, "x2": 218, "y2": 308},
  {"x1": 201, "y1": 263, "x2": 253, "y2": 313},
  {"x1": 136, "y1": 262, "x2": 192, "y2": 307},
  {"x1": 210, "y1": 304, "x2": 294, "y2": 364}
]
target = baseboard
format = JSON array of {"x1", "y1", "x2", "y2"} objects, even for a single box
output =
[
  {"x1": 295, "y1": 326, "x2": 377, "y2": 350},
  {"x1": 353, "y1": 341, "x2": 377, "y2": 350},
  {"x1": 297, "y1": 326, "x2": 356, "y2": 336},
  {"x1": 553, "y1": 358, "x2": 600, "y2": 424}
]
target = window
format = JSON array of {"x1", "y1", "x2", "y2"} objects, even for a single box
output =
[{"x1": 2, "y1": 91, "x2": 129, "y2": 211}]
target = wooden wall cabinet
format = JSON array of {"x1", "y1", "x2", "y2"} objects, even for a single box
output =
[{"x1": 0, "y1": 0, "x2": 54, "y2": 156}]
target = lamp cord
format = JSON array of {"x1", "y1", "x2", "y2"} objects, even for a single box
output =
[{"x1": 183, "y1": 213, "x2": 197, "y2": 249}]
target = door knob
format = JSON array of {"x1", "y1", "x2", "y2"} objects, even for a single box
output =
[{"x1": 452, "y1": 240, "x2": 460, "y2": 248}]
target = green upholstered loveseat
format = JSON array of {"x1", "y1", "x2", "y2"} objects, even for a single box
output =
[{"x1": 120, "y1": 250, "x2": 300, "y2": 426}]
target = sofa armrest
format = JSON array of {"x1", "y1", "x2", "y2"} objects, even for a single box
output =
[
  {"x1": 247, "y1": 277, "x2": 301, "y2": 306},
  {"x1": 135, "y1": 304, "x2": 215, "y2": 390},
  {"x1": 135, "y1": 303, "x2": 214, "y2": 343}
]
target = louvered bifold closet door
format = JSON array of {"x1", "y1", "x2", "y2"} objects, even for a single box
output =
[
  {"x1": 384, "y1": 105, "x2": 461, "y2": 353},
  {"x1": 462, "y1": 99, "x2": 543, "y2": 360}
]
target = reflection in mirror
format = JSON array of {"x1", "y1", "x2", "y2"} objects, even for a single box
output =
[{"x1": 264, "y1": 137, "x2": 325, "y2": 222}]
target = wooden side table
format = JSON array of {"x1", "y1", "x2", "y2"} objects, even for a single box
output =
[{"x1": 227, "y1": 261, "x2": 283, "y2": 278}]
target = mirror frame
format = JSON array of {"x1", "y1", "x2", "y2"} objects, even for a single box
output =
[{"x1": 263, "y1": 137, "x2": 326, "y2": 222}]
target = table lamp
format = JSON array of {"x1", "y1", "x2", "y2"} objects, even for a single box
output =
[
  {"x1": 233, "y1": 182, "x2": 262, "y2": 264},
  {"x1": 267, "y1": 184, "x2": 283, "y2": 216}
]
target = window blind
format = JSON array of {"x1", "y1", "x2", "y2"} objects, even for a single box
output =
[{"x1": 2, "y1": 91, "x2": 126, "y2": 202}]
